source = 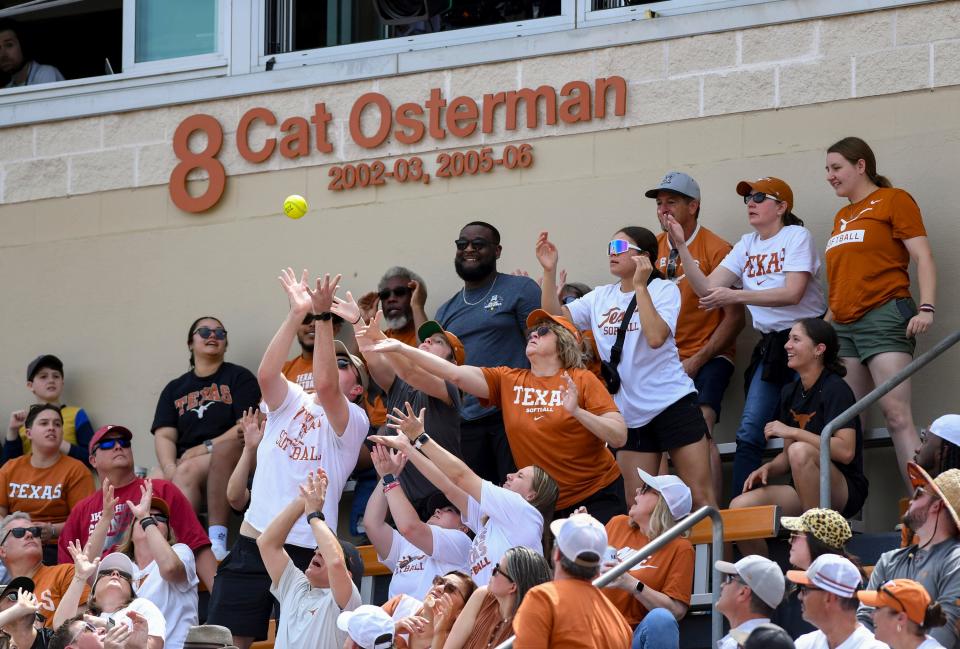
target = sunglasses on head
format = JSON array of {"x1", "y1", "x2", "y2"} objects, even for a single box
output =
[
  {"x1": 608, "y1": 239, "x2": 642, "y2": 256},
  {"x1": 492, "y1": 564, "x2": 514, "y2": 583},
  {"x1": 526, "y1": 325, "x2": 551, "y2": 341},
  {"x1": 378, "y1": 286, "x2": 411, "y2": 301},
  {"x1": 96, "y1": 438, "x2": 131, "y2": 451},
  {"x1": 742, "y1": 191, "x2": 782, "y2": 205},
  {"x1": 1, "y1": 526, "x2": 42, "y2": 545},
  {"x1": 193, "y1": 326, "x2": 227, "y2": 340},
  {"x1": 454, "y1": 238, "x2": 491, "y2": 251}
]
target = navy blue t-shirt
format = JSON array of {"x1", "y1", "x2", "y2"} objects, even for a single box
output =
[{"x1": 435, "y1": 272, "x2": 541, "y2": 420}]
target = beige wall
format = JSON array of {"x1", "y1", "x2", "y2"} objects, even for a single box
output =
[{"x1": 0, "y1": 3, "x2": 958, "y2": 528}]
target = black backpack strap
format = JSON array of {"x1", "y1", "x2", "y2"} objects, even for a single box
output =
[{"x1": 607, "y1": 295, "x2": 637, "y2": 371}]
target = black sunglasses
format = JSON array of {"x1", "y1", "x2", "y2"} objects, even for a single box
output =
[
  {"x1": 302, "y1": 314, "x2": 323, "y2": 325},
  {"x1": 152, "y1": 513, "x2": 169, "y2": 524},
  {"x1": 193, "y1": 326, "x2": 227, "y2": 340},
  {"x1": 378, "y1": 286, "x2": 411, "y2": 301},
  {"x1": 666, "y1": 247, "x2": 680, "y2": 280},
  {"x1": 1, "y1": 526, "x2": 42, "y2": 545},
  {"x1": 742, "y1": 192, "x2": 782, "y2": 205},
  {"x1": 432, "y1": 575, "x2": 464, "y2": 597},
  {"x1": 336, "y1": 358, "x2": 351, "y2": 370},
  {"x1": 454, "y1": 238, "x2": 491, "y2": 251},
  {"x1": 98, "y1": 568, "x2": 133, "y2": 582},
  {"x1": 3, "y1": 592, "x2": 18, "y2": 602},
  {"x1": 492, "y1": 564, "x2": 514, "y2": 583},
  {"x1": 526, "y1": 325, "x2": 551, "y2": 341},
  {"x1": 96, "y1": 438, "x2": 131, "y2": 451},
  {"x1": 797, "y1": 584, "x2": 821, "y2": 595}
]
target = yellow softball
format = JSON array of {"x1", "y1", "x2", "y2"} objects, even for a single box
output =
[{"x1": 283, "y1": 195, "x2": 308, "y2": 219}]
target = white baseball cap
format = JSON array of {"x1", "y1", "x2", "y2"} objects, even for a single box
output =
[
  {"x1": 786, "y1": 554, "x2": 861, "y2": 598},
  {"x1": 930, "y1": 414, "x2": 960, "y2": 446},
  {"x1": 549, "y1": 513, "x2": 608, "y2": 566},
  {"x1": 337, "y1": 605, "x2": 394, "y2": 649},
  {"x1": 636, "y1": 468, "x2": 692, "y2": 519},
  {"x1": 96, "y1": 552, "x2": 138, "y2": 593},
  {"x1": 715, "y1": 555, "x2": 785, "y2": 608}
]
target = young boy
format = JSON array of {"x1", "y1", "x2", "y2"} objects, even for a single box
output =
[{"x1": 5, "y1": 355, "x2": 93, "y2": 466}]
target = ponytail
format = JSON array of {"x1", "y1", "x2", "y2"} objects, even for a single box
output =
[
  {"x1": 827, "y1": 137, "x2": 893, "y2": 188},
  {"x1": 796, "y1": 318, "x2": 845, "y2": 377}
]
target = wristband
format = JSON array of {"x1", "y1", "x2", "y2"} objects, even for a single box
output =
[
  {"x1": 307, "y1": 511, "x2": 325, "y2": 524},
  {"x1": 204, "y1": 439, "x2": 214, "y2": 454},
  {"x1": 317, "y1": 312, "x2": 332, "y2": 321},
  {"x1": 919, "y1": 304, "x2": 936, "y2": 313},
  {"x1": 352, "y1": 314, "x2": 362, "y2": 325},
  {"x1": 414, "y1": 432, "x2": 430, "y2": 450},
  {"x1": 139, "y1": 517, "x2": 158, "y2": 531},
  {"x1": 382, "y1": 473, "x2": 397, "y2": 485},
  {"x1": 635, "y1": 580, "x2": 645, "y2": 594},
  {"x1": 383, "y1": 481, "x2": 400, "y2": 495}
]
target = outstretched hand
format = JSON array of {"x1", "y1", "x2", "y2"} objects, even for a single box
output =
[
  {"x1": 67, "y1": 540, "x2": 100, "y2": 580},
  {"x1": 385, "y1": 403, "x2": 426, "y2": 440},
  {"x1": 300, "y1": 469, "x2": 329, "y2": 515},
  {"x1": 560, "y1": 372, "x2": 580, "y2": 415},
  {"x1": 535, "y1": 231, "x2": 559, "y2": 272},
  {"x1": 126, "y1": 479, "x2": 153, "y2": 520},
  {"x1": 354, "y1": 310, "x2": 387, "y2": 345},
  {"x1": 331, "y1": 290, "x2": 363, "y2": 325},
  {"x1": 101, "y1": 477, "x2": 118, "y2": 521},
  {"x1": 358, "y1": 336, "x2": 402, "y2": 355},
  {"x1": 279, "y1": 268, "x2": 313, "y2": 317},
  {"x1": 368, "y1": 433, "x2": 413, "y2": 455},
  {"x1": 239, "y1": 407, "x2": 265, "y2": 449},
  {"x1": 307, "y1": 273, "x2": 342, "y2": 315},
  {"x1": 371, "y1": 444, "x2": 407, "y2": 478}
]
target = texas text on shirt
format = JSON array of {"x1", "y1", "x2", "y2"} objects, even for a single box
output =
[
  {"x1": 244, "y1": 380, "x2": 368, "y2": 545},
  {"x1": 380, "y1": 526, "x2": 471, "y2": 601},
  {"x1": 464, "y1": 481, "x2": 543, "y2": 586}
]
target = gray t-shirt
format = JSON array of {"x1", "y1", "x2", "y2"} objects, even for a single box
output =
[
  {"x1": 270, "y1": 559, "x2": 361, "y2": 649},
  {"x1": 4, "y1": 62, "x2": 64, "y2": 88},
  {"x1": 435, "y1": 273, "x2": 541, "y2": 420},
  {"x1": 379, "y1": 377, "x2": 461, "y2": 504},
  {"x1": 858, "y1": 538, "x2": 960, "y2": 648}
]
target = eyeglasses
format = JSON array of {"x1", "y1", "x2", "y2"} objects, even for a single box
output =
[
  {"x1": 336, "y1": 358, "x2": 351, "y2": 370},
  {"x1": 69, "y1": 621, "x2": 100, "y2": 646},
  {"x1": 95, "y1": 438, "x2": 131, "y2": 451},
  {"x1": 99, "y1": 568, "x2": 133, "y2": 582},
  {"x1": 723, "y1": 574, "x2": 746, "y2": 587},
  {"x1": 789, "y1": 532, "x2": 806, "y2": 542},
  {"x1": 743, "y1": 192, "x2": 782, "y2": 205},
  {"x1": 912, "y1": 486, "x2": 928, "y2": 501},
  {"x1": 797, "y1": 584, "x2": 822, "y2": 595},
  {"x1": 880, "y1": 585, "x2": 908, "y2": 614},
  {"x1": 193, "y1": 326, "x2": 227, "y2": 340},
  {"x1": 526, "y1": 325, "x2": 551, "y2": 341},
  {"x1": 454, "y1": 238, "x2": 491, "y2": 251},
  {"x1": 666, "y1": 248, "x2": 680, "y2": 280},
  {"x1": 432, "y1": 575, "x2": 465, "y2": 599},
  {"x1": 4, "y1": 592, "x2": 18, "y2": 602},
  {"x1": 378, "y1": 286, "x2": 412, "y2": 301},
  {"x1": 0, "y1": 526, "x2": 42, "y2": 545},
  {"x1": 638, "y1": 483, "x2": 653, "y2": 496},
  {"x1": 608, "y1": 239, "x2": 642, "y2": 256},
  {"x1": 562, "y1": 295, "x2": 579, "y2": 305},
  {"x1": 492, "y1": 564, "x2": 514, "y2": 583}
]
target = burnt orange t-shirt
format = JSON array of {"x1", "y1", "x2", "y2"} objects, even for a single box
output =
[
  {"x1": 825, "y1": 187, "x2": 927, "y2": 324},
  {"x1": 657, "y1": 226, "x2": 736, "y2": 361},
  {"x1": 480, "y1": 367, "x2": 621, "y2": 509},
  {"x1": 602, "y1": 515, "x2": 695, "y2": 625},
  {"x1": 32, "y1": 563, "x2": 89, "y2": 627},
  {"x1": 384, "y1": 322, "x2": 418, "y2": 347},
  {"x1": 513, "y1": 579, "x2": 632, "y2": 649},
  {"x1": 282, "y1": 355, "x2": 314, "y2": 393},
  {"x1": 0, "y1": 454, "x2": 94, "y2": 524}
]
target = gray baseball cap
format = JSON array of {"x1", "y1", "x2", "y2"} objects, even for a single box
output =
[
  {"x1": 644, "y1": 171, "x2": 701, "y2": 200},
  {"x1": 715, "y1": 555, "x2": 785, "y2": 608}
]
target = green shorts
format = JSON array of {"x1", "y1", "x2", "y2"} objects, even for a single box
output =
[{"x1": 833, "y1": 298, "x2": 917, "y2": 362}]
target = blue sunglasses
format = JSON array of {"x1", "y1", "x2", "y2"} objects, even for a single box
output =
[{"x1": 95, "y1": 438, "x2": 131, "y2": 451}]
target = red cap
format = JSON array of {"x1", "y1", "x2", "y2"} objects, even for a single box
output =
[{"x1": 89, "y1": 425, "x2": 132, "y2": 455}]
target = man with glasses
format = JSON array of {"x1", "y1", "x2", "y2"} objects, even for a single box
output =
[
  {"x1": 282, "y1": 312, "x2": 344, "y2": 393},
  {"x1": 858, "y1": 462, "x2": 960, "y2": 648},
  {"x1": 0, "y1": 513, "x2": 89, "y2": 628},
  {"x1": 648, "y1": 172, "x2": 744, "y2": 501},
  {"x1": 914, "y1": 414, "x2": 960, "y2": 477},
  {"x1": 0, "y1": 576, "x2": 53, "y2": 647},
  {"x1": 787, "y1": 554, "x2": 887, "y2": 649},
  {"x1": 435, "y1": 221, "x2": 541, "y2": 485},
  {"x1": 356, "y1": 267, "x2": 429, "y2": 346},
  {"x1": 56, "y1": 426, "x2": 216, "y2": 590},
  {"x1": 715, "y1": 555, "x2": 785, "y2": 649}
]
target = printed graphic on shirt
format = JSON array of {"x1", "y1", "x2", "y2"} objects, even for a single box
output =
[
  {"x1": 825, "y1": 230, "x2": 866, "y2": 251},
  {"x1": 87, "y1": 502, "x2": 135, "y2": 551},
  {"x1": 743, "y1": 248, "x2": 786, "y2": 277},
  {"x1": 613, "y1": 547, "x2": 660, "y2": 570},
  {"x1": 597, "y1": 305, "x2": 639, "y2": 336},
  {"x1": 7, "y1": 482, "x2": 63, "y2": 499},
  {"x1": 484, "y1": 295, "x2": 503, "y2": 311},
  {"x1": 274, "y1": 405, "x2": 324, "y2": 461},
  {"x1": 838, "y1": 199, "x2": 882, "y2": 232},
  {"x1": 293, "y1": 372, "x2": 314, "y2": 392},
  {"x1": 395, "y1": 553, "x2": 428, "y2": 575},
  {"x1": 173, "y1": 383, "x2": 233, "y2": 417},
  {"x1": 790, "y1": 409, "x2": 815, "y2": 431},
  {"x1": 468, "y1": 528, "x2": 491, "y2": 577}
]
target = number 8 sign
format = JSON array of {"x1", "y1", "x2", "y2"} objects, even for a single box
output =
[{"x1": 169, "y1": 114, "x2": 227, "y2": 213}]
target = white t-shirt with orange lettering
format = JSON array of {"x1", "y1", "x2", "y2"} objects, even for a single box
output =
[
  {"x1": 719, "y1": 225, "x2": 826, "y2": 333},
  {"x1": 245, "y1": 381, "x2": 368, "y2": 546},
  {"x1": 380, "y1": 526, "x2": 472, "y2": 601},
  {"x1": 566, "y1": 279, "x2": 694, "y2": 428},
  {"x1": 464, "y1": 481, "x2": 543, "y2": 587}
]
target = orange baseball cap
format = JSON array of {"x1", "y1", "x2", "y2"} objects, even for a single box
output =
[
  {"x1": 856, "y1": 579, "x2": 931, "y2": 626},
  {"x1": 417, "y1": 321, "x2": 466, "y2": 366},
  {"x1": 526, "y1": 309, "x2": 581, "y2": 342},
  {"x1": 736, "y1": 176, "x2": 794, "y2": 213}
]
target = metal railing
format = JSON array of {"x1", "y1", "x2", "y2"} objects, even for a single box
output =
[
  {"x1": 820, "y1": 330, "x2": 960, "y2": 507},
  {"x1": 493, "y1": 506, "x2": 724, "y2": 649}
]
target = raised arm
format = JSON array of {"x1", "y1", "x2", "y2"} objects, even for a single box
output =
[
  {"x1": 85, "y1": 478, "x2": 118, "y2": 560},
  {"x1": 256, "y1": 492, "x2": 304, "y2": 588},
  {"x1": 363, "y1": 476, "x2": 395, "y2": 561},
  {"x1": 372, "y1": 445, "x2": 437, "y2": 554},
  {"x1": 349, "y1": 309, "x2": 396, "y2": 393},
  {"x1": 301, "y1": 470, "x2": 355, "y2": 609},
  {"x1": 259, "y1": 268, "x2": 313, "y2": 411},
  {"x1": 0, "y1": 590, "x2": 41, "y2": 628},
  {"x1": 665, "y1": 216, "x2": 739, "y2": 296},
  {"x1": 227, "y1": 408, "x2": 261, "y2": 511},
  {"x1": 631, "y1": 255, "x2": 671, "y2": 349},
  {"x1": 410, "y1": 279, "x2": 429, "y2": 331},
  {"x1": 535, "y1": 231, "x2": 564, "y2": 317},
  {"x1": 360, "y1": 338, "x2": 489, "y2": 399},
  {"x1": 127, "y1": 480, "x2": 186, "y2": 582},
  {"x1": 53, "y1": 540, "x2": 99, "y2": 629},
  {"x1": 309, "y1": 273, "x2": 355, "y2": 435}
]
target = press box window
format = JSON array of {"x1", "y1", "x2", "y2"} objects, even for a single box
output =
[{"x1": 133, "y1": 0, "x2": 217, "y2": 62}]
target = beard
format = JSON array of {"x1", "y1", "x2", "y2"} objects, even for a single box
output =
[
  {"x1": 454, "y1": 257, "x2": 496, "y2": 282},
  {"x1": 903, "y1": 504, "x2": 930, "y2": 533},
  {"x1": 382, "y1": 313, "x2": 409, "y2": 331}
]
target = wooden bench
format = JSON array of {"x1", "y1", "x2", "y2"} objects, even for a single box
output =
[{"x1": 714, "y1": 427, "x2": 892, "y2": 459}]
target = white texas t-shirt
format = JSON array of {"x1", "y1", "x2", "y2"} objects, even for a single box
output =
[
  {"x1": 133, "y1": 543, "x2": 199, "y2": 649},
  {"x1": 464, "y1": 481, "x2": 543, "y2": 587},
  {"x1": 380, "y1": 526, "x2": 472, "y2": 601},
  {"x1": 719, "y1": 225, "x2": 827, "y2": 333},
  {"x1": 567, "y1": 278, "x2": 695, "y2": 427},
  {"x1": 245, "y1": 380, "x2": 369, "y2": 546}
]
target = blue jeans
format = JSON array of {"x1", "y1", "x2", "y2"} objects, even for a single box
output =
[
  {"x1": 632, "y1": 608, "x2": 678, "y2": 649},
  {"x1": 732, "y1": 368, "x2": 788, "y2": 496},
  {"x1": 350, "y1": 469, "x2": 378, "y2": 537}
]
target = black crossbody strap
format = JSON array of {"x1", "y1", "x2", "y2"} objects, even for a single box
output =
[{"x1": 607, "y1": 295, "x2": 637, "y2": 370}]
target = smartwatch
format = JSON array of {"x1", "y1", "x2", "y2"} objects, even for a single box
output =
[
  {"x1": 635, "y1": 580, "x2": 645, "y2": 594},
  {"x1": 414, "y1": 433, "x2": 431, "y2": 450},
  {"x1": 382, "y1": 473, "x2": 397, "y2": 485},
  {"x1": 307, "y1": 511, "x2": 325, "y2": 524}
]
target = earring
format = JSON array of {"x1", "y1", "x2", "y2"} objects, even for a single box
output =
[{"x1": 897, "y1": 625, "x2": 902, "y2": 633}]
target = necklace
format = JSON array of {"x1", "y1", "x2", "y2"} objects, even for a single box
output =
[{"x1": 461, "y1": 275, "x2": 497, "y2": 306}]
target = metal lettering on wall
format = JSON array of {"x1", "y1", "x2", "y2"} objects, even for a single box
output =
[{"x1": 168, "y1": 77, "x2": 626, "y2": 212}]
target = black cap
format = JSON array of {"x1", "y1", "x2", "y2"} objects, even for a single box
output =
[
  {"x1": 26, "y1": 354, "x2": 63, "y2": 381},
  {"x1": 1, "y1": 576, "x2": 35, "y2": 600}
]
